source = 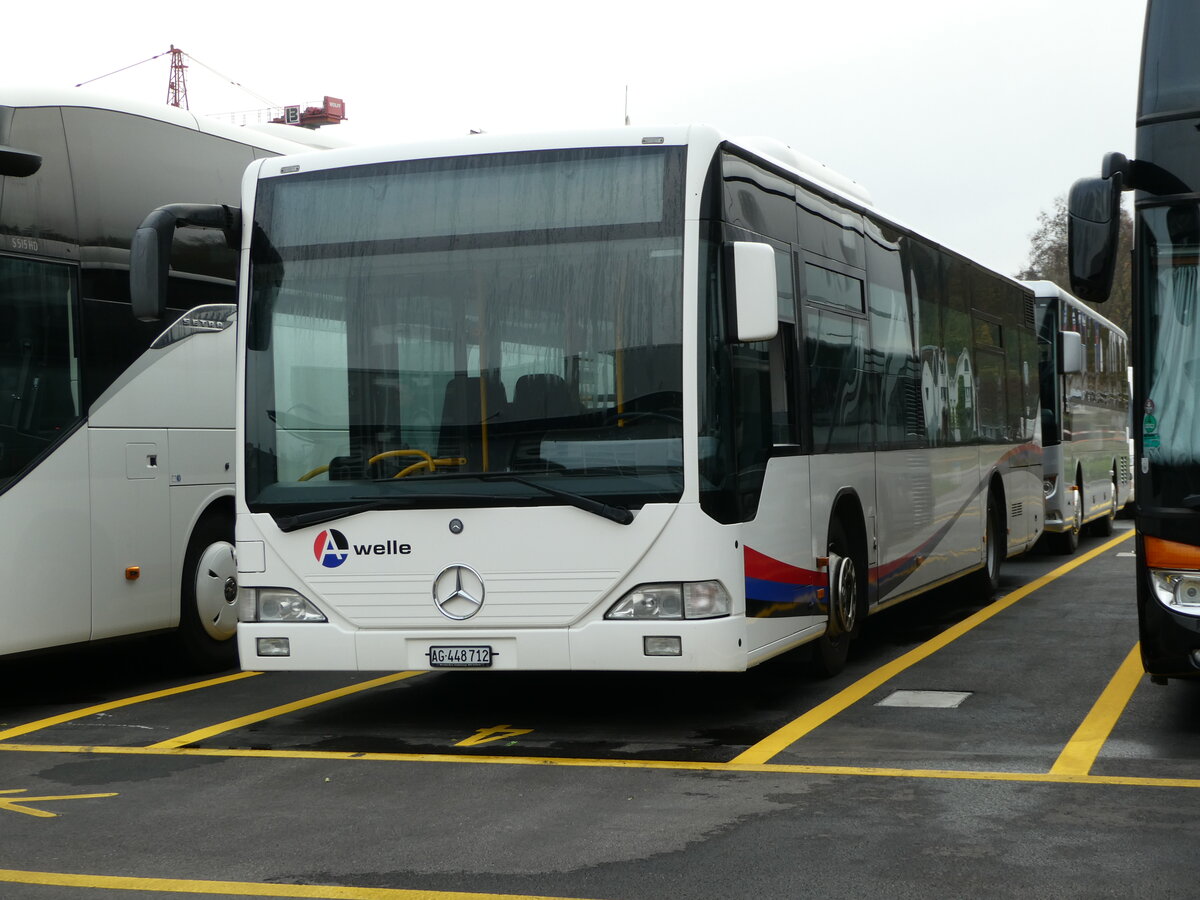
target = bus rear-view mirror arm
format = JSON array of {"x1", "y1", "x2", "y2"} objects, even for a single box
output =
[
  {"x1": 130, "y1": 203, "x2": 241, "y2": 322},
  {"x1": 725, "y1": 241, "x2": 779, "y2": 343}
]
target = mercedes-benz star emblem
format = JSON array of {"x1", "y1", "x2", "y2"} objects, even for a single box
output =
[{"x1": 432, "y1": 564, "x2": 485, "y2": 620}]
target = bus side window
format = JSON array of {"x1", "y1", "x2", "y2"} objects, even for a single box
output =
[
  {"x1": 805, "y1": 304, "x2": 871, "y2": 453},
  {"x1": 770, "y1": 248, "x2": 800, "y2": 446},
  {"x1": 867, "y1": 223, "x2": 922, "y2": 448}
]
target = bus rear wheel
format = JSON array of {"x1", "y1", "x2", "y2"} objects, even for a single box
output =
[
  {"x1": 176, "y1": 516, "x2": 239, "y2": 671},
  {"x1": 971, "y1": 491, "x2": 1004, "y2": 598},
  {"x1": 810, "y1": 518, "x2": 864, "y2": 678},
  {"x1": 1089, "y1": 474, "x2": 1118, "y2": 537}
]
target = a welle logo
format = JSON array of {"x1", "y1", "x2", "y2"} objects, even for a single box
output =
[{"x1": 313, "y1": 529, "x2": 411, "y2": 569}]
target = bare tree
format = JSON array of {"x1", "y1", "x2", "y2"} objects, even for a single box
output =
[{"x1": 1016, "y1": 196, "x2": 1133, "y2": 337}]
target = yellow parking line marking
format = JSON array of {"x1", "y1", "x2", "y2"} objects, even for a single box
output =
[
  {"x1": 3, "y1": 740, "x2": 1200, "y2": 789},
  {"x1": 0, "y1": 671, "x2": 260, "y2": 743},
  {"x1": 731, "y1": 529, "x2": 1136, "y2": 765},
  {"x1": 456, "y1": 725, "x2": 535, "y2": 747},
  {"x1": 148, "y1": 672, "x2": 423, "y2": 749},
  {"x1": 0, "y1": 789, "x2": 118, "y2": 818},
  {"x1": 0, "y1": 867, "x2": 597, "y2": 899},
  {"x1": 1051, "y1": 642, "x2": 1145, "y2": 776}
]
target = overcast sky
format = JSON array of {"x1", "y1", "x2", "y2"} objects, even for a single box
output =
[{"x1": 7, "y1": 0, "x2": 1144, "y2": 277}]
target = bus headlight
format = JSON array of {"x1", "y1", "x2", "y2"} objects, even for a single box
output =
[
  {"x1": 1149, "y1": 570, "x2": 1200, "y2": 616},
  {"x1": 1043, "y1": 474, "x2": 1058, "y2": 499},
  {"x1": 238, "y1": 587, "x2": 328, "y2": 623},
  {"x1": 606, "y1": 581, "x2": 730, "y2": 620}
]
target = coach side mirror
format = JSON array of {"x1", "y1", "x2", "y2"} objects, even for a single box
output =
[
  {"x1": 1068, "y1": 174, "x2": 1122, "y2": 304},
  {"x1": 130, "y1": 204, "x2": 241, "y2": 322},
  {"x1": 725, "y1": 241, "x2": 779, "y2": 343},
  {"x1": 1059, "y1": 331, "x2": 1083, "y2": 375},
  {"x1": 0, "y1": 145, "x2": 42, "y2": 177}
]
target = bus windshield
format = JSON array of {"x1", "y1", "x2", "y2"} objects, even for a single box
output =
[
  {"x1": 1141, "y1": 203, "x2": 1200, "y2": 508},
  {"x1": 244, "y1": 146, "x2": 687, "y2": 515}
]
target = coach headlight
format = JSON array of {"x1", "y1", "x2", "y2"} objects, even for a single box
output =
[
  {"x1": 238, "y1": 587, "x2": 328, "y2": 623},
  {"x1": 606, "y1": 581, "x2": 731, "y2": 620},
  {"x1": 1149, "y1": 570, "x2": 1200, "y2": 616}
]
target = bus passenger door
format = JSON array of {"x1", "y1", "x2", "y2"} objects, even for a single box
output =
[{"x1": 88, "y1": 428, "x2": 172, "y2": 638}]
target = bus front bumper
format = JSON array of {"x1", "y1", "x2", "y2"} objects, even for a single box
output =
[{"x1": 237, "y1": 616, "x2": 751, "y2": 672}]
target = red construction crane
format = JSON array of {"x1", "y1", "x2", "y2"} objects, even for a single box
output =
[
  {"x1": 166, "y1": 45, "x2": 189, "y2": 109},
  {"x1": 77, "y1": 47, "x2": 345, "y2": 128}
]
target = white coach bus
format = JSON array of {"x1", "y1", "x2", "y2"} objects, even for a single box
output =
[
  {"x1": 0, "y1": 88, "x2": 336, "y2": 668},
  {"x1": 1025, "y1": 281, "x2": 1132, "y2": 554},
  {"x1": 135, "y1": 125, "x2": 1043, "y2": 675}
]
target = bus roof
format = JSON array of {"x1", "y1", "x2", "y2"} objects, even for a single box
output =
[
  {"x1": 0, "y1": 86, "x2": 347, "y2": 155},
  {"x1": 1022, "y1": 279, "x2": 1128, "y2": 338}
]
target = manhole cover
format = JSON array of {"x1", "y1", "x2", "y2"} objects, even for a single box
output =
[{"x1": 876, "y1": 690, "x2": 972, "y2": 708}]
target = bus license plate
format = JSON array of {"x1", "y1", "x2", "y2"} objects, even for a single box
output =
[{"x1": 428, "y1": 645, "x2": 493, "y2": 667}]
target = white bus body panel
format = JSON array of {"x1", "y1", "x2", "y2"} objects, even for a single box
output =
[
  {"x1": 84, "y1": 324, "x2": 236, "y2": 643},
  {"x1": 87, "y1": 427, "x2": 172, "y2": 639},
  {"x1": 0, "y1": 428, "x2": 91, "y2": 655}
]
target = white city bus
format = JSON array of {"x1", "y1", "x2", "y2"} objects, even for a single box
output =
[
  {"x1": 1025, "y1": 281, "x2": 1132, "y2": 554},
  {"x1": 136, "y1": 125, "x2": 1043, "y2": 675},
  {"x1": 0, "y1": 88, "x2": 336, "y2": 668}
]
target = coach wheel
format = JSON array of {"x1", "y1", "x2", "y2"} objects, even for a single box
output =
[
  {"x1": 177, "y1": 516, "x2": 239, "y2": 671},
  {"x1": 972, "y1": 491, "x2": 1003, "y2": 598},
  {"x1": 1090, "y1": 473, "x2": 1118, "y2": 537},
  {"x1": 811, "y1": 518, "x2": 864, "y2": 678},
  {"x1": 1051, "y1": 482, "x2": 1082, "y2": 555}
]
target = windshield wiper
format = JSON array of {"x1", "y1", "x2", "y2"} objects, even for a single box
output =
[
  {"x1": 273, "y1": 499, "x2": 409, "y2": 533},
  {"x1": 434, "y1": 472, "x2": 634, "y2": 525},
  {"x1": 271, "y1": 476, "x2": 633, "y2": 532}
]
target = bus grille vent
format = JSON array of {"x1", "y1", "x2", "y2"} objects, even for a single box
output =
[
  {"x1": 1010, "y1": 501, "x2": 1024, "y2": 518},
  {"x1": 908, "y1": 457, "x2": 934, "y2": 527},
  {"x1": 1023, "y1": 294, "x2": 1036, "y2": 328}
]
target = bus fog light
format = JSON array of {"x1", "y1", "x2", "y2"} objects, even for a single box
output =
[
  {"x1": 683, "y1": 581, "x2": 731, "y2": 619},
  {"x1": 256, "y1": 637, "x2": 291, "y2": 657},
  {"x1": 1150, "y1": 570, "x2": 1200, "y2": 615},
  {"x1": 644, "y1": 636, "x2": 682, "y2": 657},
  {"x1": 255, "y1": 588, "x2": 328, "y2": 623},
  {"x1": 607, "y1": 584, "x2": 683, "y2": 619}
]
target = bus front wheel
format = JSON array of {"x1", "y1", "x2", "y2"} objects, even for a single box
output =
[
  {"x1": 810, "y1": 518, "x2": 864, "y2": 678},
  {"x1": 177, "y1": 516, "x2": 239, "y2": 671}
]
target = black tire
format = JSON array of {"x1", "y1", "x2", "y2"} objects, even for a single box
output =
[
  {"x1": 176, "y1": 515, "x2": 239, "y2": 671},
  {"x1": 810, "y1": 518, "x2": 865, "y2": 678},
  {"x1": 971, "y1": 491, "x2": 1004, "y2": 599}
]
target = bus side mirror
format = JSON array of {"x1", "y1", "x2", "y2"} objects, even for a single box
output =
[
  {"x1": 1059, "y1": 331, "x2": 1083, "y2": 374},
  {"x1": 0, "y1": 145, "x2": 42, "y2": 177},
  {"x1": 725, "y1": 241, "x2": 779, "y2": 343},
  {"x1": 130, "y1": 203, "x2": 241, "y2": 322},
  {"x1": 1067, "y1": 175, "x2": 1122, "y2": 304}
]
